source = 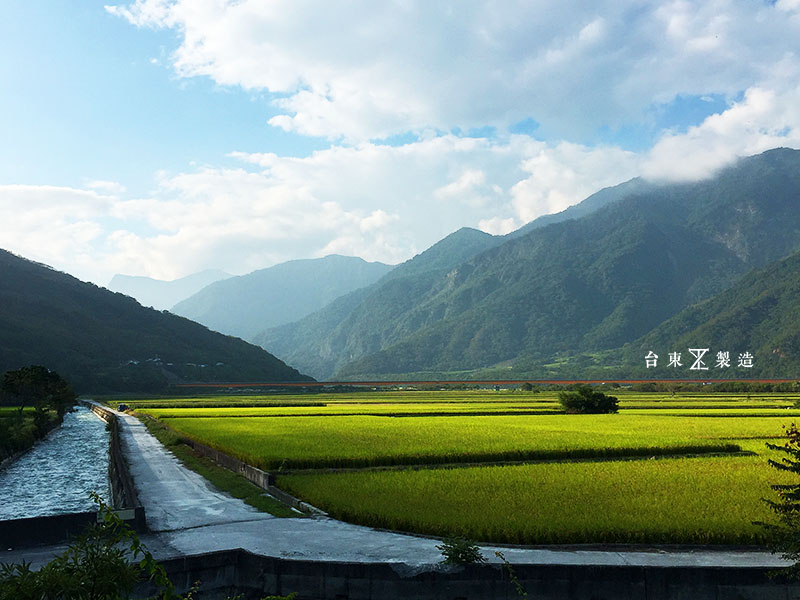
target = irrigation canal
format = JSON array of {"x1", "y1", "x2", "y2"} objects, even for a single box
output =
[{"x1": 0, "y1": 405, "x2": 109, "y2": 520}]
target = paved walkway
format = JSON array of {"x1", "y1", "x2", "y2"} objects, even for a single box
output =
[{"x1": 1, "y1": 405, "x2": 792, "y2": 571}]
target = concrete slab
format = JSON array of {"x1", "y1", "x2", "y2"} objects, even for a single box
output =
[{"x1": 116, "y1": 413, "x2": 273, "y2": 532}]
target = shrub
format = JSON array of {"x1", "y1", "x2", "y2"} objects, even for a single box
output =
[
  {"x1": 558, "y1": 385, "x2": 618, "y2": 414},
  {"x1": 436, "y1": 536, "x2": 486, "y2": 565}
]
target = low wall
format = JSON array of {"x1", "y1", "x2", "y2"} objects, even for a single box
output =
[
  {"x1": 179, "y1": 435, "x2": 324, "y2": 515},
  {"x1": 84, "y1": 401, "x2": 147, "y2": 532},
  {"x1": 0, "y1": 512, "x2": 97, "y2": 549},
  {"x1": 141, "y1": 548, "x2": 800, "y2": 600}
]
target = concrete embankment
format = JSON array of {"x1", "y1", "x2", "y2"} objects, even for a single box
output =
[{"x1": 138, "y1": 548, "x2": 800, "y2": 600}]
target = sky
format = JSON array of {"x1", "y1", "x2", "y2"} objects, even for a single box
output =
[{"x1": 2, "y1": 0, "x2": 800, "y2": 286}]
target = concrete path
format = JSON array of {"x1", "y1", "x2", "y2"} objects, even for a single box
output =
[
  {"x1": 117, "y1": 413, "x2": 274, "y2": 532},
  {"x1": 1, "y1": 405, "x2": 792, "y2": 571}
]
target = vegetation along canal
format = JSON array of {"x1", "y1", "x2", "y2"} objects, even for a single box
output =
[{"x1": 0, "y1": 406, "x2": 109, "y2": 520}]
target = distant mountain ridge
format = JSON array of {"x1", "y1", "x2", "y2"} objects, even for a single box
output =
[
  {"x1": 172, "y1": 255, "x2": 394, "y2": 340},
  {"x1": 259, "y1": 147, "x2": 800, "y2": 381},
  {"x1": 0, "y1": 249, "x2": 312, "y2": 392},
  {"x1": 254, "y1": 227, "x2": 507, "y2": 379},
  {"x1": 108, "y1": 269, "x2": 231, "y2": 310}
]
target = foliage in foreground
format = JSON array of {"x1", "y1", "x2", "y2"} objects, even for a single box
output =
[
  {"x1": 0, "y1": 493, "x2": 175, "y2": 600},
  {"x1": 436, "y1": 537, "x2": 486, "y2": 565},
  {"x1": 0, "y1": 494, "x2": 291, "y2": 599},
  {"x1": 762, "y1": 422, "x2": 800, "y2": 578}
]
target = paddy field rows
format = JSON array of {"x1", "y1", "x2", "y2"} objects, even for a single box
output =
[{"x1": 127, "y1": 390, "x2": 800, "y2": 544}]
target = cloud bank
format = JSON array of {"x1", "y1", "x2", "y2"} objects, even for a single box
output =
[{"x1": 6, "y1": 0, "x2": 799, "y2": 285}]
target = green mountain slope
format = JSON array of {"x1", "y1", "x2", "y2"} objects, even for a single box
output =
[
  {"x1": 255, "y1": 227, "x2": 503, "y2": 379},
  {"x1": 0, "y1": 249, "x2": 312, "y2": 392},
  {"x1": 334, "y1": 148, "x2": 800, "y2": 379},
  {"x1": 625, "y1": 248, "x2": 800, "y2": 378},
  {"x1": 257, "y1": 177, "x2": 653, "y2": 380},
  {"x1": 506, "y1": 176, "x2": 655, "y2": 239},
  {"x1": 172, "y1": 255, "x2": 394, "y2": 341}
]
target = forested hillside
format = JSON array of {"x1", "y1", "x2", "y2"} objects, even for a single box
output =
[
  {"x1": 261, "y1": 148, "x2": 800, "y2": 380},
  {"x1": 256, "y1": 227, "x2": 504, "y2": 379},
  {"x1": 626, "y1": 248, "x2": 800, "y2": 378},
  {"x1": 0, "y1": 250, "x2": 312, "y2": 392},
  {"x1": 339, "y1": 148, "x2": 800, "y2": 378}
]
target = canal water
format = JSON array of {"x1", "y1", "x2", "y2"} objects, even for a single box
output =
[{"x1": 0, "y1": 405, "x2": 110, "y2": 520}]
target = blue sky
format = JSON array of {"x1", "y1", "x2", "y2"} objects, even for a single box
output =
[
  {"x1": 0, "y1": 1, "x2": 325, "y2": 195},
  {"x1": 2, "y1": 0, "x2": 800, "y2": 285}
]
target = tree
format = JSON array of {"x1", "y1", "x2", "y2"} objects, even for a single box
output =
[
  {"x1": 762, "y1": 423, "x2": 800, "y2": 578},
  {"x1": 558, "y1": 384, "x2": 618, "y2": 414},
  {"x1": 2, "y1": 365, "x2": 76, "y2": 418}
]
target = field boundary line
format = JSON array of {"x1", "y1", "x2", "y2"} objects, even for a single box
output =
[{"x1": 276, "y1": 448, "x2": 756, "y2": 476}]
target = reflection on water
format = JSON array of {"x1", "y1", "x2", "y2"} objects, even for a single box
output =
[{"x1": 0, "y1": 406, "x2": 110, "y2": 520}]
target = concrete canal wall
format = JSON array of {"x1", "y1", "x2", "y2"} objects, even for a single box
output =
[
  {"x1": 141, "y1": 548, "x2": 800, "y2": 600},
  {"x1": 177, "y1": 428, "x2": 324, "y2": 515}
]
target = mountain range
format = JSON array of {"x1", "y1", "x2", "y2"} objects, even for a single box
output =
[
  {"x1": 171, "y1": 255, "x2": 394, "y2": 340},
  {"x1": 0, "y1": 250, "x2": 312, "y2": 392},
  {"x1": 256, "y1": 148, "x2": 800, "y2": 381},
  {"x1": 108, "y1": 269, "x2": 231, "y2": 310},
  {"x1": 5, "y1": 147, "x2": 800, "y2": 388}
]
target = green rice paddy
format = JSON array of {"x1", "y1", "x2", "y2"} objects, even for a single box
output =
[{"x1": 130, "y1": 390, "x2": 800, "y2": 544}]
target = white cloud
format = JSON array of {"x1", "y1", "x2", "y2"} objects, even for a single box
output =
[
  {"x1": 510, "y1": 141, "x2": 641, "y2": 223},
  {"x1": 642, "y1": 85, "x2": 800, "y2": 181},
  {"x1": 85, "y1": 180, "x2": 127, "y2": 195},
  {"x1": 478, "y1": 217, "x2": 517, "y2": 236},
  {"x1": 0, "y1": 185, "x2": 115, "y2": 282},
  {"x1": 0, "y1": 136, "x2": 645, "y2": 285},
  {"x1": 107, "y1": 0, "x2": 800, "y2": 142}
]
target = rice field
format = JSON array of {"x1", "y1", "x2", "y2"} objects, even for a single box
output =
[
  {"x1": 277, "y1": 454, "x2": 787, "y2": 544},
  {"x1": 130, "y1": 390, "x2": 800, "y2": 544}
]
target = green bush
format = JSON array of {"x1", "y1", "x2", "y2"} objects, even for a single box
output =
[
  {"x1": 558, "y1": 385, "x2": 618, "y2": 414},
  {"x1": 436, "y1": 536, "x2": 486, "y2": 565}
]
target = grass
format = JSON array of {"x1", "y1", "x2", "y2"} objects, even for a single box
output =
[
  {"x1": 277, "y1": 453, "x2": 788, "y2": 544},
  {"x1": 140, "y1": 417, "x2": 298, "y2": 517},
  {"x1": 0, "y1": 406, "x2": 36, "y2": 417},
  {"x1": 151, "y1": 413, "x2": 754, "y2": 470}
]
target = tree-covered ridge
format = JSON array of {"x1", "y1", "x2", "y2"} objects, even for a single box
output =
[
  {"x1": 327, "y1": 148, "x2": 800, "y2": 379},
  {"x1": 255, "y1": 227, "x2": 507, "y2": 379},
  {"x1": 0, "y1": 249, "x2": 313, "y2": 392},
  {"x1": 627, "y1": 247, "x2": 800, "y2": 378}
]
